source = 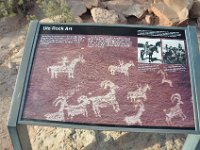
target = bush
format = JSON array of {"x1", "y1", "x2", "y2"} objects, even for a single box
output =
[
  {"x1": 38, "y1": 0, "x2": 74, "y2": 23},
  {"x1": 0, "y1": 0, "x2": 35, "y2": 18}
]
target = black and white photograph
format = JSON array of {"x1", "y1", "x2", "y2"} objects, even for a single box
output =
[
  {"x1": 138, "y1": 38, "x2": 162, "y2": 64},
  {"x1": 162, "y1": 39, "x2": 186, "y2": 64}
]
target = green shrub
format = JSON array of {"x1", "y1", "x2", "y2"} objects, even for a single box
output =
[
  {"x1": 38, "y1": 0, "x2": 74, "y2": 23},
  {"x1": 0, "y1": 0, "x2": 35, "y2": 18}
]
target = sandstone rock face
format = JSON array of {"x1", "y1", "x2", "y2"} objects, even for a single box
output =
[
  {"x1": 163, "y1": 0, "x2": 193, "y2": 10},
  {"x1": 83, "y1": 0, "x2": 99, "y2": 9},
  {"x1": 151, "y1": 0, "x2": 193, "y2": 25},
  {"x1": 102, "y1": 0, "x2": 148, "y2": 19},
  {"x1": 151, "y1": 2, "x2": 179, "y2": 26},
  {"x1": 68, "y1": 1, "x2": 87, "y2": 16},
  {"x1": 190, "y1": 0, "x2": 200, "y2": 18},
  {"x1": 91, "y1": 8, "x2": 119, "y2": 24}
]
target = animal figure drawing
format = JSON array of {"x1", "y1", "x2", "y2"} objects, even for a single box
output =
[
  {"x1": 108, "y1": 60, "x2": 134, "y2": 76},
  {"x1": 127, "y1": 84, "x2": 151, "y2": 102},
  {"x1": 79, "y1": 80, "x2": 120, "y2": 117},
  {"x1": 163, "y1": 93, "x2": 186, "y2": 125},
  {"x1": 157, "y1": 70, "x2": 173, "y2": 87},
  {"x1": 47, "y1": 55, "x2": 85, "y2": 79},
  {"x1": 124, "y1": 101, "x2": 145, "y2": 125}
]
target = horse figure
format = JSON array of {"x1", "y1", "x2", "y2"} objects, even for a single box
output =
[
  {"x1": 139, "y1": 41, "x2": 161, "y2": 62},
  {"x1": 127, "y1": 84, "x2": 151, "y2": 102},
  {"x1": 80, "y1": 80, "x2": 120, "y2": 117},
  {"x1": 47, "y1": 56, "x2": 68, "y2": 78},
  {"x1": 108, "y1": 60, "x2": 135, "y2": 76},
  {"x1": 47, "y1": 55, "x2": 85, "y2": 79},
  {"x1": 64, "y1": 55, "x2": 85, "y2": 78},
  {"x1": 148, "y1": 41, "x2": 161, "y2": 62}
]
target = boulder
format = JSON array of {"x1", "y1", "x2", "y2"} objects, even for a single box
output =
[
  {"x1": 123, "y1": 4, "x2": 147, "y2": 19},
  {"x1": 190, "y1": 0, "x2": 200, "y2": 18},
  {"x1": 91, "y1": 8, "x2": 119, "y2": 24},
  {"x1": 151, "y1": 1, "x2": 186, "y2": 26},
  {"x1": 102, "y1": 0, "x2": 148, "y2": 19},
  {"x1": 83, "y1": 0, "x2": 99, "y2": 9},
  {"x1": 163, "y1": 0, "x2": 193, "y2": 10},
  {"x1": 163, "y1": 0, "x2": 193, "y2": 22},
  {"x1": 68, "y1": 1, "x2": 87, "y2": 16}
]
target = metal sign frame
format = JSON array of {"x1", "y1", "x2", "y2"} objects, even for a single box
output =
[{"x1": 7, "y1": 21, "x2": 200, "y2": 149}]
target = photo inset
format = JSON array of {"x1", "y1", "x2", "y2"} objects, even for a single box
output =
[
  {"x1": 162, "y1": 39, "x2": 186, "y2": 64},
  {"x1": 138, "y1": 38, "x2": 162, "y2": 64}
]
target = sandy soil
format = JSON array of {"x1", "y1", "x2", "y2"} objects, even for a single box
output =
[{"x1": 0, "y1": 16, "x2": 200, "y2": 150}]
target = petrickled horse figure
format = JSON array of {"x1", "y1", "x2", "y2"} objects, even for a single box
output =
[
  {"x1": 127, "y1": 84, "x2": 151, "y2": 102},
  {"x1": 47, "y1": 55, "x2": 85, "y2": 79},
  {"x1": 80, "y1": 80, "x2": 120, "y2": 117}
]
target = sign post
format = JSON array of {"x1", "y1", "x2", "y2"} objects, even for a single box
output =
[{"x1": 8, "y1": 21, "x2": 200, "y2": 149}]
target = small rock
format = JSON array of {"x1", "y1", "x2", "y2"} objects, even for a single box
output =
[
  {"x1": 151, "y1": 2, "x2": 180, "y2": 26},
  {"x1": 74, "y1": 16, "x2": 83, "y2": 23},
  {"x1": 190, "y1": 0, "x2": 200, "y2": 18},
  {"x1": 83, "y1": 0, "x2": 99, "y2": 9},
  {"x1": 118, "y1": 14, "x2": 127, "y2": 24},
  {"x1": 68, "y1": 1, "x2": 87, "y2": 17},
  {"x1": 145, "y1": 15, "x2": 153, "y2": 24},
  {"x1": 40, "y1": 18, "x2": 54, "y2": 23},
  {"x1": 91, "y1": 8, "x2": 119, "y2": 24}
]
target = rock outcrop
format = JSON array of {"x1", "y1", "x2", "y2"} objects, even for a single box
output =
[
  {"x1": 151, "y1": 0, "x2": 194, "y2": 26},
  {"x1": 91, "y1": 8, "x2": 119, "y2": 24},
  {"x1": 190, "y1": 0, "x2": 200, "y2": 18}
]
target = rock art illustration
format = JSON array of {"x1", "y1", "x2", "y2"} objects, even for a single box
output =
[
  {"x1": 47, "y1": 55, "x2": 85, "y2": 79},
  {"x1": 80, "y1": 80, "x2": 120, "y2": 117},
  {"x1": 157, "y1": 70, "x2": 173, "y2": 87},
  {"x1": 44, "y1": 111, "x2": 65, "y2": 121},
  {"x1": 108, "y1": 60, "x2": 134, "y2": 76},
  {"x1": 124, "y1": 101, "x2": 145, "y2": 125},
  {"x1": 163, "y1": 93, "x2": 186, "y2": 125},
  {"x1": 127, "y1": 84, "x2": 151, "y2": 102},
  {"x1": 45, "y1": 95, "x2": 90, "y2": 120}
]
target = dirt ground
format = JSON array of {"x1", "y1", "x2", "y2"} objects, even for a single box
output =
[{"x1": 0, "y1": 16, "x2": 200, "y2": 150}]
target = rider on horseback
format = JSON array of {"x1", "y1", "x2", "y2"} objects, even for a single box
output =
[{"x1": 144, "y1": 41, "x2": 150, "y2": 56}]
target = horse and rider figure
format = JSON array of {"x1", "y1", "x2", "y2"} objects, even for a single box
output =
[{"x1": 140, "y1": 41, "x2": 161, "y2": 62}]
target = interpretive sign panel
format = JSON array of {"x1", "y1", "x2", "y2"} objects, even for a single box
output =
[{"x1": 17, "y1": 23, "x2": 199, "y2": 131}]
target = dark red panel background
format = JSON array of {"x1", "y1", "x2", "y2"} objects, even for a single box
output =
[{"x1": 22, "y1": 34, "x2": 195, "y2": 128}]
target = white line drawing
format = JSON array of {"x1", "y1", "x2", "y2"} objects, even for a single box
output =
[
  {"x1": 46, "y1": 95, "x2": 90, "y2": 120},
  {"x1": 163, "y1": 93, "x2": 186, "y2": 125},
  {"x1": 124, "y1": 101, "x2": 145, "y2": 125},
  {"x1": 80, "y1": 80, "x2": 120, "y2": 117},
  {"x1": 47, "y1": 55, "x2": 85, "y2": 79},
  {"x1": 44, "y1": 85, "x2": 83, "y2": 121},
  {"x1": 64, "y1": 55, "x2": 85, "y2": 78},
  {"x1": 108, "y1": 60, "x2": 135, "y2": 76},
  {"x1": 44, "y1": 111, "x2": 65, "y2": 121},
  {"x1": 47, "y1": 56, "x2": 68, "y2": 78},
  {"x1": 157, "y1": 70, "x2": 173, "y2": 87},
  {"x1": 67, "y1": 95, "x2": 90, "y2": 118},
  {"x1": 127, "y1": 84, "x2": 151, "y2": 102}
]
